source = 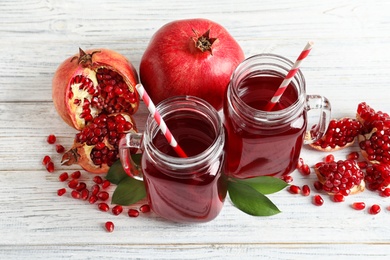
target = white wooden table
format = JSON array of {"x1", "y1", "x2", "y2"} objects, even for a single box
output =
[{"x1": 1, "y1": 0, "x2": 390, "y2": 259}]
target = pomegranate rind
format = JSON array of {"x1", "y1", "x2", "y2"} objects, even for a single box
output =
[{"x1": 52, "y1": 48, "x2": 139, "y2": 130}]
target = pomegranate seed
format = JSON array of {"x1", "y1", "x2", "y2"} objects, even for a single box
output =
[
  {"x1": 76, "y1": 182, "x2": 87, "y2": 192},
  {"x1": 81, "y1": 189, "x2": 89, "y2": 200},
  {"x1": 347, "y1": 151, "x2": 359, "y2": 160},
  {"x1": 357, "y1": 161, "x2": 368, "y2": 169},
  {"x1": 380, "y1": 188, "x2": 390, "y2": 197},
  {"x1": 47, "y1": 134, "x2": 56, "y2": 144},
  {"x1": 302, "y1": 185, "x2": 310, "y2": 196},
  {"x1": 42, "y1": 155, "x2": 51, "y2": 165},
  {"x1": 332, "y1": 194, "x2": 345, "y2": 202},
  {"x1": 93, "y1": 176, "x2": 103, "y2": 184},
  {"x1": 91, "y1": 184, "x2": 100, "y2": 195},
  {"x1": 46, "y1": 162, "x2": 55, "y2": 173},
  {"x1": 369, "y1": 204, "x2": 381, "y2": 215},
  {"x1": 140, "y1": 204, "x2": 151, "y2": 213},
  {"x1": 351, "y1": 202, "x2": 366, "y2": 210},
  {"x1": 70, "y1": 170, "x2": 81, "y2": 179},
  {"x1": 128, "y1": 209, "x2": 139, "y2": 218},
  {"x1": 57, "y1": 188, "x2": 66, "y2": 196},
  {"x1": 297, "y1": 158, "x2": 305, "y2": 168},
  {"x1": 98, "y1": 203, "x2": 110, "y2": 212},
  {"x1": 313, "y1": 181, "x2": 323, "y2": 191},
  {"x1": 59, "y1": 172, "x2": 69, "y2": 182},
  {"x1": 105, "y1": 221, "x2": 114, "y2": 232},
  {"x1": 281, "y1": 175, "x2": 293, "y2": 183},
  {"x1": 97, "y1": 191, "x2": 109, "y2": 201},
  {"x1": 102, "y1": 180, "x2": 111, "y2": 189},
  {"x1": 112, "y1": 205, "x2": 123, "y2": 215},
  {"x1": 298, "y1": 164, "x2": 311, "y2": 176},
  {"x1": 71, "y1": 190, "x2": 81, "y2": 199},
  {"x1": 289, "y1": 185, "x2": 301, "y2": 194},
  {"x1": 324, "y1": 154, "x2": 335, "y2": 163},
  {"x1": 55, "y1": 144, "x2": 65, "y2": 153},
  {"x1": 313, "y1": 195, "x2": 324, "y2": 206},
  {"x1": 89, "y1": 195, "x2": 98, "y2": 204},
  {"x1": 68, "y1": 179, "x2": 79, "y2": 189}
]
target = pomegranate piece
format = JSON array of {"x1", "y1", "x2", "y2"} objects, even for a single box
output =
[
  {"x1": 364, "y1": 164, "x2": 390, "y2": 192},
  {"x1": 105, "y1": 221, "x2": 115, "y2": 232},
  {"x1": 369, "y1": 204, "x2": 381, "y2": 215},
  {"x1": 358, "y1": 128, "x2": 390, "y2": 165},
  {"x1": 61, "y1": 113, "x2": 137, "y2": 174},
  {"x1": 52, "y1": 48, "x2": 139, "y2": 131},
  {"x1": 314, "y1": 159, "x2": 365, "y2": 196},
  {"x1": 351, "y1": 202, "x2": 366, "y2": 210},
  {"x1": 47, "y1": 134, "x2": 57, "y2": 144},
  {"x1": 310, "y1": 118, "x2": 363, "y2": 151},
  {"x1": 313, "y1": 195, "x2": 324, "y2": 206},
  {"x1": 357, "y1": 102, "x2": 390, "y2": 133}
]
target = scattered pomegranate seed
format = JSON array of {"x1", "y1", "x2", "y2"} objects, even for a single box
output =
[
  {"x1": 42, "y1": 155, "x2": 51, "y2": 166},
  {"x1": 302, "y1": 185, "x2": 310, "y2": 196},
  {"x1": 91, "y1": 184, "x2": 100, "y2": 195},
  {"x1": 68, "y1": 179, "x2": 78, "y2": 189},
  {"x1": 102, "y1": 180, "x2": 111, "y2": 189},
  {"x1": 93, "y1": 176, "x2": 103, "y2": 184},
  {"x1": 89, "y1": 195, "x2": 98, "y2": 204},
  {"x1": 71, "y1": 170, "x2": 81, "y2": 179},
  {"x1": 71, "y1": 190, "x2": 81, "y2": 199},
  {"x1": 57, "y1": 188, "x2": 66, "y2": 196},
  {"x1": 289, "y1": 185, "x2": 301, "y2": 194},
  {"x1": 55, "y1": 144, "x2": 65, "y2": 153},
  {"x1": 324, "y1": 154, "x2": 335, "y2": 163},
  {"x1": 357, "y1": 161, "x2": 368, "y2": 169},
  {"x1": 347, "y1": 151, "x2": 359, "y2": 160},
  {"x1": 59, "y1": 172, "x2": 69, "y2": 182},
  {"x1": 140, "y1": 204, "x2": 151, "y2": 213},
  {"x1": 128, "y1": 209, "x2": 139, "y2": 218},
  {"x1": 369, "y1": 204, "x2": 381, "y2": 215},
  {"x1": 281, "y1": 175, "x2": 293, "y2": 183},
  {"x1": 47, "y1": 134, "x2": 56, "y2": 144},
  {"x1": 298, "y1": 164, "x2": 311, "y2": 176},
  {"x1": 332, "y1": 194, "x2": 345, "y2": 202},
  {"x1": 105, "y1": 221, "x2": 114, "y2": 232},
  {"x1": 81, "y1": 189, "x2": 89, "y2": 200},
  {"x1": 98, "y1": 203, "x2": 110, "y2": 212},
  {"x1": 112, "y1": 205, "x2": 123, "y2": 216},
  {"x1": 76, "y1": 182, "x2": 87, "y2": 192},
  {"x1": 97, "y1": 191, "x2": 109, "y2": 201},
  {"x1": 46, "y1": 162, "x2": 55, "y2": 173},
  {"x1": 351, "y1": 202, "x2": 366, "y2": 210},
  {"x1": 313, "y1": 195, "x2": 324, "y2": 206},
  {"x1": 297, "y1": 158, "x2": 305, "y2": 168},
  {"x1": 313, "y1": 181, "x2": 323, "y2": 191}
]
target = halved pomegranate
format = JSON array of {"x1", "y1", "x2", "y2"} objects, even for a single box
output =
[
  {"x1": 52, "y1": 48, "x2": 139, "y2": 130},
  {"x1": 62, "y1": 113, "x2": 136, "y2": 173},
  {"x1": 309, "y1": 118, "x2": 363, "y2": 151}
]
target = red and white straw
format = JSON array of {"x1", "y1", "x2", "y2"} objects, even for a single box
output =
[
  {"x1": 135, "y1": 84, "x2": 188, "y2": 158},
  {"x1": 264, "y1": 41, "x2": 314, "y2": 111}
]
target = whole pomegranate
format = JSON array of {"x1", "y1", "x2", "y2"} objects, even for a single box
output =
[
  {"x1": 52, "y1": 48, "x2": 139, "y2": 130},
  {"x1": 52, "y1": 48, "x2": 140, "y2": 173},
  {"x1": 139, "y1": 18, "x2": 245, "y2": 110}
]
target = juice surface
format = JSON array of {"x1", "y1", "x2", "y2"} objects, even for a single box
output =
[
  {"x1": 224, "y1": 75, "x2": 306, "y2": 178},
  {"x1": 143, "y1": 115, "x2": 226, "y2": 223}
]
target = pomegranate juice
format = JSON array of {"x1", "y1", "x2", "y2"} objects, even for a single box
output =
[
  {"x1": 142, "y1": 114, "x2": 226, "y2": 223},
  {"x1": 223, "y1": 75, "x2": 307, "y2": 178}
]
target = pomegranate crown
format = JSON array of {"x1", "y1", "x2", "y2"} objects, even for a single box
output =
[
  {"x1": 192, "y1": 29, "x2": 217, "y2": 54},
  {"x1": 71, "y1": 48, "x2": 101, "y2": 67}
]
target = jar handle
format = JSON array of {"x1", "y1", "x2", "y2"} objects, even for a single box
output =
[
  {"x1": 119, "y1": 132, "x2": 144, "y2": 181},
  {"x1": 304, "y1": 95, "x2": 331, "y2": 144}
]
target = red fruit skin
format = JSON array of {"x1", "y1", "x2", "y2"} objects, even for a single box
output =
[
  {"x1": 140, "y1": 18, "x2": 245, "y2": 110},
  {"x1": 52, "y1": 49, "x2": 139, "y2": 130}
]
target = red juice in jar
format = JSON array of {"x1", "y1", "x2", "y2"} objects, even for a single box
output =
[
  {"x1": 140, "y1": 97, "x2": 226, "y2": 223},
  {"x1": 223, "y1": 74, "x2": 306, "y2": 179}
]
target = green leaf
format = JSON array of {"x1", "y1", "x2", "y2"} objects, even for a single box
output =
[
  {"x1": 106, "y1": 154, "x2": 142, "y2": 185},
  {"x1": 228, "y1": 181, "x2": 281, "y2": 216},
  {"x1": 111, "y1": 176, "x2": 146, "y2": 205},
  {"x1": 234, "y1": 176, "x2": 288, "y2": 195}
]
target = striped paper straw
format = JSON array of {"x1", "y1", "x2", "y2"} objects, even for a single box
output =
[
  {"x1": 264, "y1": 41, "x2": 314, "y2": 111},
  {"x1": 135, "y1": 84, "x2": 188, "y2": 158}
]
